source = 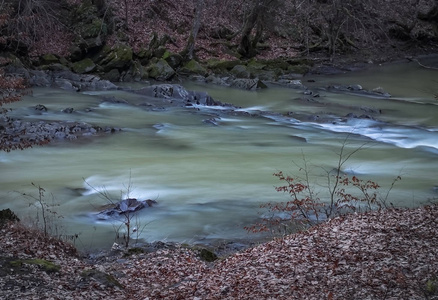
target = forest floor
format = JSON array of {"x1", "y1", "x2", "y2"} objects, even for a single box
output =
[{"x1": 0, "y1": 204, "x2": 437, "y2": 299}]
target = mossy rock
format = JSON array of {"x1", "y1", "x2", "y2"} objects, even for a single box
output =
[
  {"x1": 81, "y1": 269, "x2": 124, "y2": 289},
  {"x1": 163, "y1": 51, "x2": 183, "y2": 69},
  {"x1": 40, "y1": 54, "x2": 59, "y2": 65},
  {"x1": 247, "y1": 60, "x2": 267, "y2": 71},
  {"x1": 230, "y1": 64, "x2": 251, "y2": 78},
  {"x1": 207, "y1": 59, "x2": 242, "y2": 71},
  {"x1": 426, "y1": 276, "x2": 438, "y2": 296},
  {"x1": 0, "y1": 208, "x2": 19, "y2": 227},
  {"x1": 287, "y1": 64, "x2": 311, "y2": 75},
  {"x1": 9, "y1": 259, "x2": 61, "y2": 274},
  {"x1": 250, "y1": 69, "x2": 277, "y2": 81},
  {"x1": 180, "y1": 59, "x2": 208, "y2": 76},
  {"x1": 262, "y1": 59, "x2": 291, "y2": 70},
  {"x1": 153, "y1": 46, "x2": 167, "y2": 59},
  {"x1": 146, "y1": 58, "x2": 175, "y2": 80},
  {"x1": 198, "y1": 248, "x2": 218, "y2": 262},
  {"x1": 80, "y1": 18, "x2": 107, "y2": 39},
  {"x1": 101, "y1": 68, "x2": 121, "y2": 81},
  {"x1": 71, "y1": 0, "x2": 98, "y2": 24},
  {"x1": 72, "y1": 58, "x2": 96, "y2": 74},
  {"x1": 99, "y1": 44, "x2": 133, "y2": 72},
  {"x1": 124, "y1": 60, "x2": 148, "y2": 81}
]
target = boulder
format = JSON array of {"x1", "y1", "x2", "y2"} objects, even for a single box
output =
[
  {"x1": 122, "y1": 60, "x2": 148, "y2": 82},
  {"x1": 101, "y1": 69, "x2": 121, "y2": 82},
  {"x1": 229, "y1": 78, "x2": 267, "y2": 90},
  {"x1": 39, "y1": 54, "x2": 59, "y2": 65},
  {"x1": 206, "y1": 59, "x2": 242, "y2": 73},
  {"x1": 72, "y1": 58, "x2": 96, "y2": 74},
  {"x1": 230, "y1": 65, "x2": 251, "y2": 78},
  {"x1": 163, "y1": 51, "x2": 183, "y2": 69},
  {"x1": 146, "y1": 59, "x2": 175, "y2": 81},
  {"x1": 97, "y1": 198, "x2": 157, "y2": 220},
  {"x1": 179, "y1": 59, "x2": 208, "y2": 76},
  {"x1": 98, "y1": 44, "x2": 133, "y2": 72}
]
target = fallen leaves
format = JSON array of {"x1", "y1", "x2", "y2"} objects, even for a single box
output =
[{"x1": 0, "y1": 204, "x2": 437, "y2": 299}]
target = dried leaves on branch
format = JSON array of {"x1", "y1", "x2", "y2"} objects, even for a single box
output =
[{"x1": 0, "y1": 204, "x2": 437, "y2": 299}]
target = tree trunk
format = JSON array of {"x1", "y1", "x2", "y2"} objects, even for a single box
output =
[
  {"x1": 238, "y1": 3, "x2": 262, "y2": 58},
  {"x1": 183, "y1": 0, "x2": 204, "y2": 60}
]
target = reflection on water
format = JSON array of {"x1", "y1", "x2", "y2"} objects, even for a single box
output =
[{"x1": 1, "y1": 59, "x2": 437, "y2": 250}]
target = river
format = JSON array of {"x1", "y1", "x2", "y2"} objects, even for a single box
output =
[{"x1": 1, "y1": 58, "x2": 437, "y2": 251}]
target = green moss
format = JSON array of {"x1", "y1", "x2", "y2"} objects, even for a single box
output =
[
  {"x1": 72, "y1": 58, "x2": 96, "y2": 74},
  {"x1": 247, "y1": 60, "x2": 266, "y2": 70},
  {"x1": 198, "y1": 248, "x2": 218, "y2": 262},
  {"x1": 81, "y1": 18, "x2": 107, "y2": 39},
  {"x1": 40, "y1": 54, "x2": 59, "y2": 65},
  {"x1": 146, "y1": 59, "x2": 175, "y2": 80},
  {"x1": 207, "y1": 59, "x2": 242, "y2": 71},
  {"x1": 180, "y1": 59, "x2": 207, "y2": 76},
  {"x1": 287, "y1": 64, "x2": 311, "y2": 74},
  {"x1": 10, "y1": 259, "x2": 61, "y2": 273},
  {"x1": 99, "y1": 44, "x2": 133, "y2": 71},
  {"x1": 426, "y1": 277, "x2": 438, "y2": 295}
]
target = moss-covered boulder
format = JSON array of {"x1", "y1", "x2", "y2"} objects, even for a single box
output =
[
  {"x1": 39, "y1": 54, "x2": 59, "y2": 65},
  {"x1": 98, "y1": 44, "x2": 133, "y2": 72},
  {"x1": 198, "y1": 248, "x2": 218, "y2": 262},
  {"x1": 72, "y1": 58, "x2": 96, "y2": 74},
  {"x1": 80, "y1": 18, "x2": 107, "y2": 39},
  {"x1": 163, "y1": 51, "x2": 183, "y2": 69},
  {"x1": 146, "y1": 59, "x2": 175, "y2": 81},
  {"x1": 123, "y1": 60, "x2": 148, "y2": 81},
  {"x1": 101, "y1": 68, "x2": 121, "y2": 81},
  {"x1": 179, "y1": 59, "x2": 208, "y2": 76},
  {"x1": 207, "y1": 59, "x2": 242, "y2": 72},
  {"x1": 70, "y1": 1, "x2": 107, "y2": 55},
  {"x1": 230, "y1": 64, "x2": 251, "y2": 78}
]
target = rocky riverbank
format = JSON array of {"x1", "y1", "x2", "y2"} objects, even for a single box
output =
[{"x1": 0, "y1": 204, "x2": 437, "y2": 299}]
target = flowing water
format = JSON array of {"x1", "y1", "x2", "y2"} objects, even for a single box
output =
[{"x1": 1, "y1": 58, "x2": 437, "y2": 250}]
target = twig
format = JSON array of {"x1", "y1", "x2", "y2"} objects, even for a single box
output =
[{"x1": 409, "y1": 58, "x2": 438, "y2": 70}]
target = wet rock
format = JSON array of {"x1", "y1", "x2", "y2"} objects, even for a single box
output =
[
  {"x1": 97, "y1": 198, "x2": 157, "y2": 220},
  {"x1": 146, "y1": 59, "x2": 175, "y2": 81},
  {"x1": 62, "y1": 108, "x2": 74, "y2": 114},
  {"x1": 348, "y1": 84, "x2": 363, "y2": 91},
  {"x1": 35, "y1": 104, "x2": 48, "y2": 112},
  {"x1": 372, "y1": 86, "x2": 391, "y2": 97},
  {"x1": 0, "y1": 116, "x2": 117, "y2": 150},
  {"x1": 229, "y1": 78, "x2": 267, "y2": 90},
  {"x1": 203, "y1": 118, "x2": 220, "y2": 126}
]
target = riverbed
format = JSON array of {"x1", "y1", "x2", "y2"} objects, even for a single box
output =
[{"x1": 1, "y1": 58, "x2": 437, "y2": 251}]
